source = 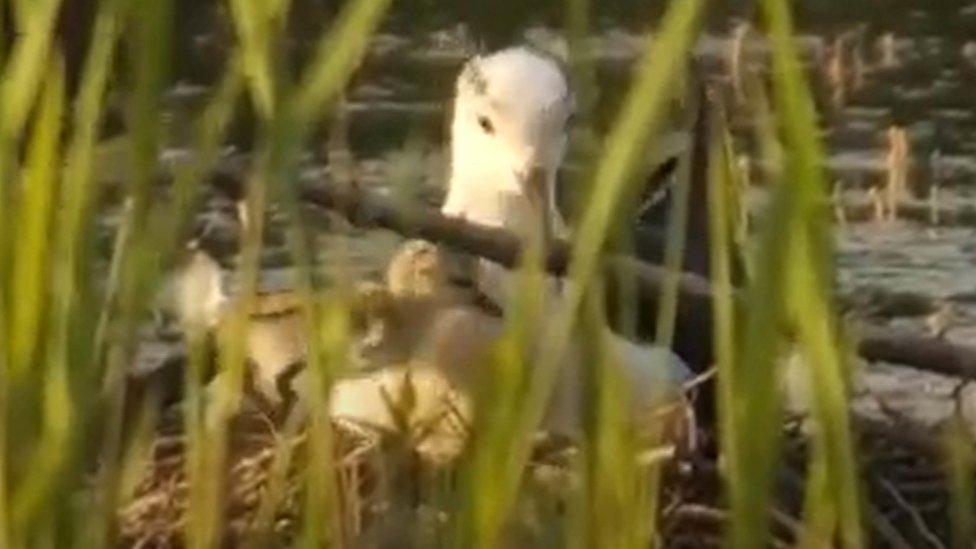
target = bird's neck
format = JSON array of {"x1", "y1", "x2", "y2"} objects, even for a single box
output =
[{"x1": 443, "y1": 168, "x2": 562, "y2": 243}]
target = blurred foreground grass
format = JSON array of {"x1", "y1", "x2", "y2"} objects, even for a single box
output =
[{"x1": 0, "y1": 0, "x2": 971, "y2": 547}]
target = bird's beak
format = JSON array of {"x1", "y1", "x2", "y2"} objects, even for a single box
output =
[{"x1": 516, "y1": 165, "x2": 552, "y2": 246}]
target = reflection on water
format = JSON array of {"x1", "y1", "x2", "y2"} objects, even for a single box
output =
[
  {"x1": 119, "y1": 1, "x2": 976, "y2": 424},
  {"x1": 103, "y1": 0, "x2": 973, "y2": 313},
  {"x1": 146, "y1": 0, "x2": 976, "y2": 324}
]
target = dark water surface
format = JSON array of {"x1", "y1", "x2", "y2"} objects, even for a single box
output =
[{"x1": 123, "y1": 1, "x2": 976, "y2": 426}]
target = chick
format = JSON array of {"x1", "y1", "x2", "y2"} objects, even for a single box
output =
[{"x1": 332, "y1": 240, "x2": 691, "y2": 454}]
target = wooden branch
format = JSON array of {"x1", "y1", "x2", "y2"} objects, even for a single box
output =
[
  {"x1": 300, "y1": 177, "x2": 976, "y2": 380},
  {"x1": 857, "y1": 327, "x2": 976, "y2": 380},
  {"x1": 837, "y1": 200, "x2": 976, "y2": 227}
]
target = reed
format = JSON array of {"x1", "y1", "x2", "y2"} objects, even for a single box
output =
[
  {"x1": 945, "y1": 415, "x2": 976, "y2": 549},
  {"x1": 0, "y1": 0, "x2": 969, "y2": 546}
]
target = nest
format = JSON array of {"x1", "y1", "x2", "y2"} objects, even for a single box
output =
[
  {"x1": 661, "y1": 417, "x2": 966, "y2": 548},
  {"x1": 116, "y1": 386, "x2": 971, "y2": 549},
  {"x1": 117, "y1": 402, "x2": 383, "y2": 547}
]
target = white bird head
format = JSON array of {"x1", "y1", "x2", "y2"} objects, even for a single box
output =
[{"x1": 442, "y1": 47, "x2": 574, "y2": 240}]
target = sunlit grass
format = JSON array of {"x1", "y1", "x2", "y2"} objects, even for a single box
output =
[
  {"x1": 8, "y1": 56, "x2": 66, "y2": 543},
  {"x1": 945, "y1": 415, "x2": 975, "y2": 549},
  {"x1": 762, "y1": 0, "x2": 862, "y2": 546},
  {"x1": 718, "y1": 0, "x2": 865, "y2": 547},
  {"x1": 0, "y1": 0, "x2": 970, "y2": 546}
]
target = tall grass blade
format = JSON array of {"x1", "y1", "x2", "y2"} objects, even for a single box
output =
[
  {"x1": 528, "y1": 0, "x2": 703, "y2": 477},
  {"x1": 455, "y1": 258, "x2": 547, "y2": 549},
  {"x1": 6, "y1": 54, "x2": 64, "y2": 544},
  {"x1": 271, "y1": 0, "x2": 393, "y2": 179},
  {"x1": 721, "y1": 0, "x2": 865, "y2": 546},
  {"x1": 944, "y1": 415, "x2": 975, "y2": 549},
  {"x1": 185, "y1": 3, "x2": 281, "y2": 543},
  {"x1": 708, "y1": 103, "x2": 740, "y2": 525},
  {"x1": 760, "y1": 0, "x2": 864, "y2": 545},
  {"x1": 92, "y1": 0, "x2": 172, "y2": 544},
  {"x1": 52, "y1": 0, "x2": 126, "y2": 442},
  {"x1": 7, "y1": 57, "x2": 62, "y2": 380},
  {"x1": 564, "y1": 0, "x2": 594, "y2": 124},
  {"x1": 226, "y1": 0, "x2": 289, "y2": 119},
  {"x1": 0, "y1": 0, "x2": 63, "y2": 366},
  {"x1": 200, "y1": 0, "x2": 393, "y2": 543},
  {"x1": 722, "y1": 67, "x2": 793, "y2": 549},
  {"x1": 454, "y1": 3, "x2": 706, "y2": 546},
  {"x1": 267, "y1": 0, "x2": 398, "y2": 534},
  {"x1": 0, "y1": 0, "x2": 61, "y2": 143},
  {"x1": 299, "y1": 297, "x2": 351, "y2": 547},
  {"x1": 0, "y1": 2, "x2": 5, "y2": 68},
  {"x1": 580, "y1": 284, "x2": 649, "y2": 549},
  {"x1": 655, "y1": 86, "x2": 703, "y2": 348}
]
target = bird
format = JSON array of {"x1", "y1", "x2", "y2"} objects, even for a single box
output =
[
  {"x1": 441, "y1": 46, "x2": 572, "y2": 306},
  {"x1": 328, "y1": 239, "x2": 690, "y2": 451},
  {"x1": 439, "y1": 46, "x2": 692, "y2": 384},
  {"x1": 118, "y1": 49, "x2": 700, "y2": 542},
  {"x1": 143, "y1": 46, "x2": 695, "y2": 454}
]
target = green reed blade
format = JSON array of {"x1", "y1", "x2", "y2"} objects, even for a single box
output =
[
  {"x1": 226, "y1": 0, "x2": 290, "y2": 119},
  {"x1": 564, "y1": 0, "x2": 595, "y2": 125},
  {"x1": 0, "y1": 0, "x2": 61, "y2": 143},
  {"x1": 7, "y1": 58, "x2": 63, "y2": 381},
  {"x1": 453, "y1": 4, "x2": 705, "y2": 546},
  {"x1": 944, "y1": 415, "x2": 976, "y2": 549},
  {"x1": 290, "y1": 0, "x2": 391, "y2": 122},
  {"x1": 655, "y1": 87, "x2": 702, "y2": 348},
  {"x1": 0, "y1": 0, "x2": 63, "y2": 368},
  {"x1": 454, "y1": 256, "x2": 548, "y2": 549},
  {"x1": 717, "y1": 0, "x2": 866, "y2": 546},
  {"x1": 723, "y1": 78, "x2": 791, "y2": 549},
  {"x1": 0, "y1": 0, "x2": 5, "y2": 68},
  {"x1": 53, "y1": 0, "x2": 126, "y2": 427},
  {"x1": 57, "y1": 0, "x2": 125, "y2": 332},
  {"x1": 708, "y1": 103, "x2": 740, "y2": 523},
  {"x1": 3, "y1": 0, "x2": 126, "y2": 543},
  {"x1": 580, "y1": 283, "x2": 650, "y2": 549},
  {"x1": 298, "y1": 297, "x2": 351, "y2": 548},
  {"x1": 761, "y1": 0, "x2": 864, "y2": 546},
  {"x1": 89, "y1": 1, "x2": 173, "y2": 545},
  {"x1": 3, "y1": 52, "x2": 64, "y2": 546},
  {"x1": 271, "y1": 0, "x2": 393, "y2": 177},
  {"x1": 790, "y1": 226, "x2": 862, "y2": 549},
  {"x1": 523, "y1": 0, "x2": 703, "y2": 519}
]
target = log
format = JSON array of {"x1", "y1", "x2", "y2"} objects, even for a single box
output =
[
  {"x1": 299, "y1": 178, "x2": 976, "y2": 380},
  {"x1": 837, "y1": 200, "x2": 976, "y2": 227},
  {"x1": 858, "y1": 326, "x2": 976, "y2": 380}
]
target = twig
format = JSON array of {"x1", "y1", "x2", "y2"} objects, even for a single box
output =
[
  {"x1": 857, "y1": 326, "x2": 976, "y2": 381},
  {"x1": 668, "y1": 502, "x2": 727, "y2": 524},
  {"x1": 877, "y1": 476, "x2": 947, "y2": 549},
  {"x1": 299, "y1": 174, "x2": 976, "y2": 380},
  {"x1": 866, "y1": 506, "x2": 916, "y2": 549}
]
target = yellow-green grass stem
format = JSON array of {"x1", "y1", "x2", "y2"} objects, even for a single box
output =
[
  {"x1": 761, "y1": 0, "x2": 864, "y2": 545},
  {"x1": 91, "y1": 1, "x2": 173, "y2": 544},
  {"x1": 8, "y1": 53, "x2": 65, "y2": 532},
  {"x1": 462, "y1": 2, "x2": 706, "y2": 545},
  {"x1": 708, "y1": 105, "x2": 741, "y2": 522},
  {"x1": 944, "y1": 415, "x2": 976, "y2": 549},
  {"x1": 0, "y1": 0, "x2": 63, "y2": 372}
]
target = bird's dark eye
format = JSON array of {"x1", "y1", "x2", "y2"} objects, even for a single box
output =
[{"x1": 477, "y1": 115, "x2": 494, "y2": 134}]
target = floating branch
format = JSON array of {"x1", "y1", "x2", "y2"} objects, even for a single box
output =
[
  {"x1": 300, "y1": 176, "x2": 976, "y2": 379},
  {"x1": 836, "y1": 200, "x2": 976, "y2": 227}
]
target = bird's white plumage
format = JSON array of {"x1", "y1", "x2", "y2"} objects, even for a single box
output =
[
  {"x1": 440, "y1": 47, "x2": 692, "y2": 387},
  {"x1": 168, "y1": 47, "x2": 693, "y2": 450},
  {"x1": 442, "y1": 47, "x2": 574, "y2": 306},
  {"x1": 442, "y1": 47, "x2": 572, "y2": 236}
]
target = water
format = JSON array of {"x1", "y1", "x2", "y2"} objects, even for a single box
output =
[{"x1": 125, "y1": 1, "x2": 976, "y2": 427}]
